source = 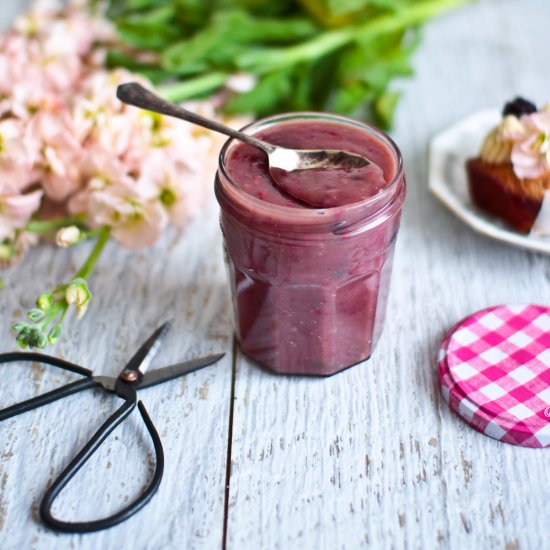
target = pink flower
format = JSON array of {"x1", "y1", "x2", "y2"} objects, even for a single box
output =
[
  {"x1": 26, "y1": 112, "x2": 82, "y2": 200},
  {"x1": 0, "y1": 119, "x2": 38, "y2": 189},
  {"x1": 68, "y1": 148, "x2": 134, "y2": 214},
  {"x1": 73, "y1": 70, "x2": 151, "y2": 157},
  {"x1": 138, "y1": 151, "x2": 202, "y2": 226},
  {"x1": 0, "y1": 55, "x2": 11, "y2": 112},
  {"x1": 85, "y1": 183, "x2": 168, "y2": 248},
  {"x1": 8, "y1": 0, "x2": 112, "y2": 99},
  {"x1": 98, "y1": 114, "x2": 140, "y2": 159},
  {"x1": 10, "y1": 83, "x2": 64, "y2": 120},
  {"x1": 14, "y1": 0, "x2": 61, "y2": 27},
  {"x1": 83, "y1": 148, "x2": 135, "y2": 189},
  {"x1": 0, "y1": 181, "x2": 43, "y2": 240},
  {"x1": 79, "y1": 69, "x2": 144, "y2": 115},
  {"x1": 0, "y1": 0, "x2": 247, "y2": 258},
  {"x1": 511, "y1": 112, "x2": 550, "y2": 179},
  {"x1": 69, "y1": 148, "x2": 167, "y2": 248},
  {"x1": 0, "y1": 40, "x2": 66, "y2": 118}
]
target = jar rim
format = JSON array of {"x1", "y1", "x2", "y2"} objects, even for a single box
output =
[{"x1": 217, "y1": 111, "x2": 404, "y2": 227}]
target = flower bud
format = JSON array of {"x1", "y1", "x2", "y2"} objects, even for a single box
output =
[
  {"x1": 56, "y1": 226, "x2": 81, "y2": 248},
  {"x1": 27, "y1": 308, "x2": 45, "y2": 322},
  {"x1": 66, "y1": 285, "x2": 85, "y2": 305},
  {"x1": 16, "y1": 332, "x2": 28, "y2": 349},
  {"x1": 12, "y1": 322, "x2": 27, "y2": 332},
  {"x1": 48, "y1": 325, "x2": 62, "y2": 344},
  {"x1": 76, "y1": 301, "x2": 89, "y2": 320},
  {"x1": 0, "y1": 243, "x2": 13, "y2": 261},
  {"x1": 27, "y1": 327, "x2": 43, "y2": 349},
  {"x1": 36, "y1": 332, "x2": 48, "y2": 349},
  {"x1": 37, "y1": 293, "x2": 54, "y2": 311},
  {"x1": 65, "y1": 279, "x2": 91, "y2": 307}
]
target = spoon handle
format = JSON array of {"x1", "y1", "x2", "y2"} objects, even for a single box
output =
[{"x1": 117, "y1": 82, "x2": 272, "y2": 153}]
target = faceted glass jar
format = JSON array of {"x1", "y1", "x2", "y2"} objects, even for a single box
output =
[{"x1": 215, "y1": 113, "x2": 406, "y2": 376}]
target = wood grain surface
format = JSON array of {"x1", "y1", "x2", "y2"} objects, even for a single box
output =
[{"x1": 1, "y1": 1, "x2": 549, "y2": 549}]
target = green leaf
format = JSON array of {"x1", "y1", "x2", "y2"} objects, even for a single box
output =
[
  {"x1": 106, "y1": 0, "x2": 473, "y2": 128},
  {"x1": 159, "y1": 71, "x2": 227, "y2": 102},
  {"x1": 172, "y1": 0, "x2": 212, "y2": 28},
  {"x1": 119, "y1": 4, "x2": 175, "y2": 24},
  {"x1": 340, "y1": 29, "x2": 420, "y2": 84},
  {"x1": 325, "y1": 0, "x2": 400, "y2": 17},
  {"x1": 374, "y1": 90, "x2": 400, "y2": 129},
  {"x1": 232, "y1": 15, "x2": 318, "y2": 43},
  {"x1": 291, "y1": 63, "x2": 316, "y2": 111},
  {"x1": 224, "y1": 68, "x2": 294, "y2": 116},
  {"x1": 331, "y1": 81, "x2": 376, "y2": 115},
  {"x1": 116, "y1": 22, "x2": 181, "y2": 52},
  {"x1": 291, "y1": 52, "x2": 341, "y2": 111},
  {"x1": 162, "y1": 9, "x2": 318, "y2": 72},
  {"x1": 112, "y1": 6, "x2": 181, "y2": 51},
  {"x1": 105, "y1": 50, "x2": 176, "y2": 83},
  {"x1": 217, "y1": 0, "x2": 297, "y2": 17},
  {"x1": 161, "y1": 10, "x2": 236, "y2": 70},
  {"x1": 107, "y1": 0, "x2": 173, "y2": 18},
  {"x1": 234, "y1": 28, "x2": 350, "y2": 74}
]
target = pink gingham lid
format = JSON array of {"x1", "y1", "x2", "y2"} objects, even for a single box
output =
[{"x1": 438, "y1": 304, "x2": 550, "y2": 448}]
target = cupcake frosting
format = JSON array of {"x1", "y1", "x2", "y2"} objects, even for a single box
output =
[
  {"x1": 480, "y1": 103, "x2": 550, "y2": 180},
  {"x1": 510, "y1": 111, "x2": 550, "y2": 179},
  {"x1": 480, "y1": 115, "x2": 524, "y2": 164}
]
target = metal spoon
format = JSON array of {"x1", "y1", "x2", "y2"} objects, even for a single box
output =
[{"x1": 116, "y1": 83, "x2": 372, "y2": 187}]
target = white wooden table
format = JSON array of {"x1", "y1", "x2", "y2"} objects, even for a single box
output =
[{"x1": 1, "y1": 1, "x2": 549, "y2": 548}]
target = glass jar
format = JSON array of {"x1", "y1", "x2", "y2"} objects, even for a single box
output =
[{"x1": 215, "y1": 113, "x2": 406, "y2": 376}]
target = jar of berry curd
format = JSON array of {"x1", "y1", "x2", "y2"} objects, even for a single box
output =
[{"x1": 215, "y1": 112, "x2": 405, "y2": 376}]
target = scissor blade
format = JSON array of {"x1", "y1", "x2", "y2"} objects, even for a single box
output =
[
  {"x1": 137, "y1": 353, "x2": 225, "y2": 389},
  {"x1": 122, "y1": 321, "x2": 172, "y2": 377}
]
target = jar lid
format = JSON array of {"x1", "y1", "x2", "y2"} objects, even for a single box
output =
[{"x1": 438, "y1": 304, "x2": 550, "y2": 448}]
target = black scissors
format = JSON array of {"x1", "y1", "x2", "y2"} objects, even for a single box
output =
[{"x1": 0, "y1": 321, "x2": 224, "y2": 534}]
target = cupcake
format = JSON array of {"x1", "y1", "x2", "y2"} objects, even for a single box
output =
[{"x1": 466, "y1": 98, "x2": 550, "y2": 234}]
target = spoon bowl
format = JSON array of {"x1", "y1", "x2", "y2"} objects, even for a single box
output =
[{"x1": 116, "y1": 83, "x2": 375, "y2": 206}]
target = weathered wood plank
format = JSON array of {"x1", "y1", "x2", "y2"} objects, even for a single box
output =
[{"x1": 226, "y1": 1, "x2": 550, "y2": 548}]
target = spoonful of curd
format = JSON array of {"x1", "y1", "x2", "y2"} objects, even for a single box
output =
[{"x1": 116, "y1": 83, "x2": 385, "y2": 208}]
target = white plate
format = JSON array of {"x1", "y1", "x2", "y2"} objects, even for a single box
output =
[{"x1": 428, "y1": 109, "x2": 550, "y2": 255}]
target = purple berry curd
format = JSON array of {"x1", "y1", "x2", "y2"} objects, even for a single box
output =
[{"x1": 215, "y1": 113, "x2": 405, "y2": 376}]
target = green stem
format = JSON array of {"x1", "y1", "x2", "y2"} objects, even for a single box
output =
[
  {"x1": 236, "y1": 28, "x2": 349, "y2": 74},
  {"x1": 159, "y1": 71, "x2": 228, "y2": 103},
  {"x1": 26, "y1": 215, "x2": 86, "y2": 235},
  {"x1": 74, "y1": 226, "x2": 111, "y2": 280},
  {"x1": 80, "y1": 228, "x2": 104, "y2": 241},
  {"x1": 351, "y1": 0, "x2": 474, "y2": 40},
  {"x1": 59, "y1": 304, "x2": 69, "y2": 323},
  {"x1": 236, "y1": 0, "x2": 474, "y2": 73},
  {"x1": 40, "y1": 303, "x2": 63, "y2": 331}
]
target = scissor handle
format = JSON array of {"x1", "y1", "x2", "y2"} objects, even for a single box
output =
[
  {"x1": 0, "y1": 351, "x2": 93, "y2": 377},
  {"x1": 0, "y1": 378, "x2": 101, "y2": 422},
  {"x1": 39, "y1": 399, "x2": 164, "y2": 533},
  {"x1": 0, "y1": 351, "x2": 98, "y2": 422}
]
